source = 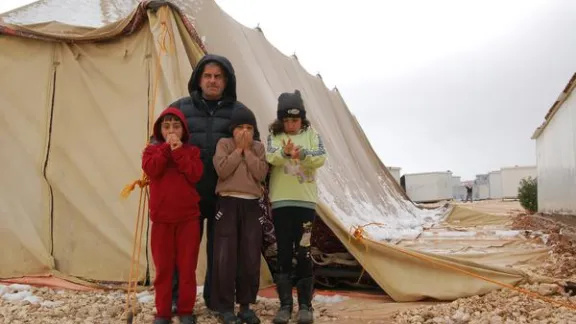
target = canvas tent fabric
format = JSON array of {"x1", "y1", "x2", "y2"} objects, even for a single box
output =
[
  {"x1": 0, "y1": 0, "x2": 550, "y2": 302},
  {"x1": 0, "y1": 1, "x2": 211, "y2": 284}
]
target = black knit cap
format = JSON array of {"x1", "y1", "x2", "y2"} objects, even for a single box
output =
[
  {"x1": 230, "y1": 106, "x2": 257, "y2": 131},
  {"x1": 277, "y1": 89, "x2": 306, "y2": 120}
]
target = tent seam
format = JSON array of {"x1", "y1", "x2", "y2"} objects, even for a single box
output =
[{"x1": 42, "y1": 45, "x2": 58, "y2": 260}]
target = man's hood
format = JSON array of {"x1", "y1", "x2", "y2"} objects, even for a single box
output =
[
  {"x1": 152, "y1": 107, "x2": 190, "y2": 143},
  {"x1": 188, "y1": 54, "x2": 237, "y2": 101}
]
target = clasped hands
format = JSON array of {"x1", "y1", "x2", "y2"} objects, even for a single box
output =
[
  {"x1": 282, "y1": 138, "x2": 302, "y2": 160},
  {"x1": 233, "y1": 129, "x2": 254, "y2": 153},
  {"x1": 166, "y1": 134, "x2": 182, "y2": 151}
]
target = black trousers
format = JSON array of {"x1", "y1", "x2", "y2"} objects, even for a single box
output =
[
  {"x1": 172, "y1": 198, "x2": 216, "y2": 308},
  {"x1": 210, "y1": 196, "x2": 263, "y2": 312},
  {"x1": 272, "y1": 207, "x2": 315, "y2": 279}
]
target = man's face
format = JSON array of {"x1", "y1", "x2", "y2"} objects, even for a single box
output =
[{"x1": 200, "y1": 63, "x2": 226, "y2": 100}]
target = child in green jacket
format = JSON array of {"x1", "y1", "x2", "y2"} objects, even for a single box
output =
[{"x1": 266, "y1": 89, "x2": 327, "y2": 324}]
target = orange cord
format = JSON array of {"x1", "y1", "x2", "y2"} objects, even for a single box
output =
[
  {"x1": 120, "y1": 6, "x2": 177, "y2": 317},
  {"x1": 349, "y1": 223, "x2": 385, "y2": 284},
  {"x1": 125, "y1": 186, "x2": 148, "y2": 314}
]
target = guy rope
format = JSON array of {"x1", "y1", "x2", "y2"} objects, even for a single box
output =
[{"x1": 119, "y1": 6, "x2": 176, "y2": 323}]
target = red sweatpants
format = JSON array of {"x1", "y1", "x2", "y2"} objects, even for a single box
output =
[{"x1": 151, "y1": 219, "x2": 200, "y2": 319}]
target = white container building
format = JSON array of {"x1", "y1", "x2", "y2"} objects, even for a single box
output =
[
  {"x1": 401, "y1": 171, "x2": 453, "y2": 203},
  {"x1": 474, "y1": 174, "x2": 490, "y2": 200},
  {"x1": 488, "y1": 171, "x2": 503, "y2": 199},
  {"x1": 451, "y1": 176, "x2": 464, "y2": 200},
  {"x1": 531, "y1": 73, "x2": 576, "y2": 215},
  {"x1": 500, "y1": 165, "x2": 537, "y2": 199}
]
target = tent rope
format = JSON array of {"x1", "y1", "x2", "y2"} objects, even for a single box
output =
[
  {"x1": 350, "y1": 224, "x2": 576, "y2": 310},
  {"x1": 119, "y1": 6, "x2": 176, "y2": 320},
  {"x1": 348, "y1": 223, "x2": 385, "y2": 284}
]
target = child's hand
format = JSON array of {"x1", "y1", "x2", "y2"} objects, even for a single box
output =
[
  {"x1": 166, "y1": 134, "x2": 175, "y2": 145},
  {"x1": 167, "y1": 134, "x2": 182, "y2": 150},
  {"x1": 243, "y1": 130, "x2": 254, "y2": 149},
  {"x1": 291, "y1": 146, "x2": 301, "y2": 159},
  {"x1": 171, "y1": 138, "x2": 182, "y2": 150},
  {"x1": 233, "y1": 129, "x2": 245, "y2": 149},
  {"x1": 282, "y1": 138, "x2": 294, "y2": 156}
]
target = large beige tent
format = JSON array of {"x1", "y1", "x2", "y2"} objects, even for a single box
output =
[{"x1": 0, "y1": 0, "x2": 550, "y2": 302}]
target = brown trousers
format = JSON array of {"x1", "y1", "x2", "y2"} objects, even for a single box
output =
[{"x1": 210, "y1": 196, "x2": 264, "y2": 312}]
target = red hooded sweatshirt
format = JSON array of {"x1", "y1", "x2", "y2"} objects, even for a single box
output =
[{"x1": 142, "y1": 107, "x2": 203, "y2": 223}]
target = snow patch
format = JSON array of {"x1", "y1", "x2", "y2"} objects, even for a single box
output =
[
  {"x1": 100, "y1": 0, "x2": 139, "y2": 25},
  {"x1": 313, "y1": 294, "x2": 349, "y2": 304},
  {"x1": 318, "y1": 180, "x2": 446, "y2": 242},
  {"x1": 0, "y1": 284, "x2": 7, "y2": 296},
  {"x1": 2, "y1": 0, "x2": 104, "y2": 27},
  {"x1": 1, "y1": 284, "x2": 35, "y2": 303},
  {"x1": 2, "y1": 289, "x2": 33, "y2": 302},
  {"x1": 137, "y1": 291, "x2": 154, "y2": 304},
  {"x1": 0, "y1": 284, "x2": 64, "y2": 308},
  {"x1": 1, "y1": 0, "x2": 140, "y2": 27}
]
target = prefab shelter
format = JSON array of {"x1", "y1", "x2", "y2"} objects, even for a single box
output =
[
  {"x1": 531, "y1": 73, "x2": 576, "y2": 215},
  {"x1": 0, "y1": 0, "x2": 536, "y2": 303},
  {"x1": 451, "y1": 176, "x2": 464, "y2": 200},
  {"x1": 488, "y1": 170, "x2": 503, "y2": 199},
  {"x1": 401, "y1": 171, "x2": 453, "y2": 203},
  {"x1": 500, "y1": 166, "x2": 537, "y2": 199},
  {"x1": 474, "y1": 174, "x2": 490, "y2": 200}
]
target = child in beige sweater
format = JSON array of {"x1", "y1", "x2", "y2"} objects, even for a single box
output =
[{"x1": 211, "y1": 106, "x2": 268, "y2": 324}]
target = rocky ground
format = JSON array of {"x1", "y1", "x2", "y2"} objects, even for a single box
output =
[
  {"x1": 0, "y1": 284, "x2": 341, "y2": 324},
  {"x1": 393, "y1": 211, "x2": 576, "y2": 324},
  {"x1": 394, "y1": 283, "x2": 576, "y2": 324},
  {"x1": 511, "y1": 213, "x2": 576, "y2": 280}
]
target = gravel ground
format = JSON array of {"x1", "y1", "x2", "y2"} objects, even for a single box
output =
[
  {"x1": 511, "y1": 213, "x2": 576, "y2": 280},
  {"x1": 0, "y1": 284, "x2": 341, "y2": 324},
  {"x1": 393, "y1": 283, "x2": 576, "y2": 324}
]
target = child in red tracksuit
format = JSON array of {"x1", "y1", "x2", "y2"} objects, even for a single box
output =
[{"x1": 142, "y1": 107, "x2": 203, "y2": 324}]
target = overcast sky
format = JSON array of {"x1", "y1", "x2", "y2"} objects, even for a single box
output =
[{"x1": 2, "y1": 0, "x2": 575, "y2": 180}]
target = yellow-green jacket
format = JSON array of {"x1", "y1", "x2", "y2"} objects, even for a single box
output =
[{"x1": 266, "y1": 128, "x2": 327, "y2": 210}]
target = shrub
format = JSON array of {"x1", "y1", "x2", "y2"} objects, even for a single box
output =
[{"x1": 518, "y1": 176, "x2": 537, "y2": 214}]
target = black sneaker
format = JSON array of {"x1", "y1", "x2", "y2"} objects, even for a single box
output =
[
  {"x1": 153, "y1": 317, "x2": 171, "y2": 324},
  {"x1": 237, "y1": 309, "x2": 261, "y2": 324},
  {"x1": 179, "y1": 314, "x2": 197, "y2": 324},
  {"x1": 219, "y1": 311, "x2": 241, "y2": 324}
]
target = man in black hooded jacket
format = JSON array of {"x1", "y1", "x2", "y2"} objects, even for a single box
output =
[{"x1": 168, "y1": 54, "x2": 260, "y2": 313}]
